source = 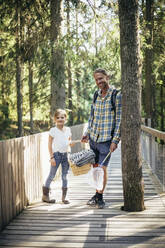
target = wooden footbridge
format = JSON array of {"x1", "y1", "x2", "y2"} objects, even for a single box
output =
[{"x1": 0, "y1": 124, "x2": 165, "y2": 248}]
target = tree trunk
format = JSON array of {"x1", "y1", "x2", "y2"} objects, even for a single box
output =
[
  {"x1": 75, "y1": 5, "x2": 81, "y2": 123},
  {"x1": 118, "y1": 0, "x2": 145, "y2": 211},
  {"x1": 94, "y1": 0, "x2": 98, "y2": 56},
  {"x1": 160, "y1": 84, "x2": 164, "y2": 132},
  {"x1": 50, "y1": 0, "x2": 65, "y2": 122},
  {"x1": 28, "y1": 61, "x2": 34, "y2": 133},
  {"x1": 144, "y1": 0, "x2": 154, "y2": 121},
  {"x1": 66, "y1": 0, "x2": 73, "y2": 125},
  {"x1": 16, "y1": 0, "x2": 23, "y2": 137},
  {"x1": 0, "y1": 54, "x2": 10, "y2": 130}
]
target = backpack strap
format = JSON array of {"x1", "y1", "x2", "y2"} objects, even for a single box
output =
[
  {"x1": 90, "y1": 90, "x2": 98, "y2": 127},
  {"x1": 111, "y1": 89, "x2": 119, "y2": 112},
  {"x1": 93, "y1": 90, "x2": 98, "y2": 104}
]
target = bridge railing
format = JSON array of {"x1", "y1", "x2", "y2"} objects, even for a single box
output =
[
  {"x1": 0, "y1": 123, "x2": 87, "y2": 231},
  {"x1": 141, "y1": 125, "x2": 165, "y2": 192}
]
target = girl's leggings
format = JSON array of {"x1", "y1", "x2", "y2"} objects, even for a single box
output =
[{"x1": 45, "y1": 152, "x2": 69, "y2": 188}]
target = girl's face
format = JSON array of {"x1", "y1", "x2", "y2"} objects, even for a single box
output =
[
  {"x1": 94, "y1": 72, "x2": 109, "y2": 91},
  {"x1": 55, "y1": 113, "x2": 66, "y2": 126}
]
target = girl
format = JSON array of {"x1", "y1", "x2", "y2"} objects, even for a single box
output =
[{"x1": 42, "y1": 109, "x2": 74, "y2": 204}]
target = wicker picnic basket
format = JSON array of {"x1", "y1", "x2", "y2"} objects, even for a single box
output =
[
  {"x1": 69, "y1": 161, "x2": 91, "y2": 176},
  {"x1": 68, "y1": 149, "x2": 95, "y2": 176}
]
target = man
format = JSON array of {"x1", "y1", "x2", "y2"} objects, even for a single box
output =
[{"x1": 81, "y1": 68, "x2": 122, "y2": 209}]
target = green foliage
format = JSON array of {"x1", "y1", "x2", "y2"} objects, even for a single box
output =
[
  {"x1": 140, "y1": 0, "x2": 165, "y2": 131},
  {"x1": 0, "y1": 0, "x2": 164, "y2": 139}
]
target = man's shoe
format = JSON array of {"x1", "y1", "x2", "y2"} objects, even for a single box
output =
[
  {"x1": 97, "y1": 198, "x2": 105, "y2": 209},
  {"x1": 87, "y1": 194, "x2": 98, "y2": 206}
]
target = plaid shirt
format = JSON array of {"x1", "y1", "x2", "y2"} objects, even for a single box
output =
[{"x1": 87, "y1": 88, "x2": 122, "y2": 144}]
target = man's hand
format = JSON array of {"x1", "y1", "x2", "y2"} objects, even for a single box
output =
[
  {"x1": 81, "y1": 135, "x2": 89, "y2": 143},
  {"x1": 110, "y1": 142, "x2": 117, "y2": 152}
]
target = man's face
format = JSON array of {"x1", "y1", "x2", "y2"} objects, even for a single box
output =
[{"x1": 94, "y1": 72, "x2": 109, "y2": 90}]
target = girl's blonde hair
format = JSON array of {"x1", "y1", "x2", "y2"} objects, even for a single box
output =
[{"x1": 54, "y1": 109, "x2": 67, "y2": 119}]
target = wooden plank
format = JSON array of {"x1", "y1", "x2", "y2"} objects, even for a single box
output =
[
  {"x1": 18, "y1": 138, "x2": 23, "y2": 212},
  {"x1": 3, "y1": 225, "x2": 165, "y2": 235},
  {"x1": 26, "y1": 136, "x2": 31, "y2": 203},
  {"x1": 10, "y1": 218, "x2": 165, "y2": 225},
  {"x1": 20, "y1": 138, "x2": 25, "y2": 210},
  {"x1": 0, "y1": 240, "x2": 165, "y2": 248},
  {"x1": 32, "y1": 135, "x2": 36, "y2": 201},
  {"x1": 18, "y1": 138, "x2": 23, "y2": 211},
  {"x1": 17, "y1": 212, "x2": 165, "y2": 218},
  {"x1": 2, "y1": 228, "x2": 165, "y2": 236},
  {"x1": 2, "y1": 141, "x2": 9, "y2": 226},
  {"x1": 0, "y1": 234, "x2": 165, "y2": 244},
  {"x1": 0, "y1": 141, "x2": 4, "y2": 230},
  {"x1": 35, "y1": 134, "x2": 40, "y2": 201},
  {"x1": 14, "y1": 139, "x2": 19, "y2": 215},
  {"x1": 37, "y1": 134, "x2": 42, "y2": 200},
  {"x1": 1, "y1": 234, "x2": 165, "y2": 245},
  {"x1": 8, "y1": 222, "x2": 102, "y2": 228},
  {"x1": 36, "y1": 134, "x2": 40, "y2": 201},
  {"x1": 33, "y1": 135, "x2": 37, "y2": 201},
  {"x1": 23, "y1": 137, "x2": 28, "y2": 207},
  {"x1": 24, "y1": 136, "x2": 30, "y2": 205},
  {"x1": 26, "y1": 135, "x2": 31, "y2": 204},
  {"x1": 30, "y1": 135, "x2": 33, "y2": 203},
  {"x1": 7, "y1": 139, "x2": 13, "y2": 223},
  {"x1": 11, "y1": 139, "x2": 17, "y2": 218},
  {"x1": 35, "y1": 135, "x2": 38, "y2": 200},
  {"x1": 5, "y1": 221, "x2": 164, "y2": 231}
]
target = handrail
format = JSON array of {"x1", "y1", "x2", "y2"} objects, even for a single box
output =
[
  {"x1": 141, "y1": 125, "x2": 165, "y2": 193},
  {"x1": 141, "y1": 125, "x2": 165, "y2": 141}
]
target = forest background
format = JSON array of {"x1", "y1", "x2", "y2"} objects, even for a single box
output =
[{"x1": 0, "y1": 0, "x2": 164, "y2": 140}]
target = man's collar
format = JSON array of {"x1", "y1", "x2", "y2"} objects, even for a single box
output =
[{"x1": 98, "y1": 87, "x2": 113, "y2": 96}]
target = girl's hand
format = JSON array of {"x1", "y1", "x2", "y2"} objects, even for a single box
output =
[
  {"x1": 70, "y1": 141, "x2": 76, "y2": 147},
  {"x1": 50, "y1": 157, "x2": 56, "y2": 166},
  {"x1": 69, "y1": 140, "x2": 81, "y2": 147}
]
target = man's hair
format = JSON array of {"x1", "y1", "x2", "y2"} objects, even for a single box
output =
[
  {"x1": 94, "y1": 68, "x2": 108, "y2": 76},
  {"x1": 54, "y1": 109, "x2": 67, "y2": 118}
]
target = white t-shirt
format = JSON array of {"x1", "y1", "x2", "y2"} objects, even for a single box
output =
[{"x1": 49, "y1": 126, "x2": 71, "y2": 153}]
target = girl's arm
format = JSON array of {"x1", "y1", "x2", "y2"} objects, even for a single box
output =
[
  {"x1": 69, "y1": 136, "x2": 75, "y2": 147},
  {"x1": 48, "y1": 135, "x2": 56, "y2": 166}
]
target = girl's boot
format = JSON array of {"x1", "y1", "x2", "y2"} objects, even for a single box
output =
[
  {"x1": 42, "y1": 186, "x2": 55, "y2": 203},
  {"x1": 62, "y1": 187, "x2": 70, "y2": 204}
]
